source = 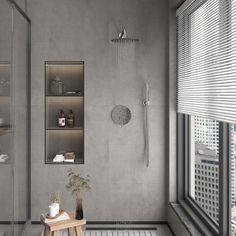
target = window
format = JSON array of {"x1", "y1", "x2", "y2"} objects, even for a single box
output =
[
  {"x1": 177, "y1": 0, "x2": 236, "y2": 234},
  {"x1": 178, "y1": 117, "x2": 234, "y2": 233},
  {"x1": 230, "y1": 124, "x2": 236, "y2": 235},
  {"x1": 189, "y1": 116, "x2": 219, "y2": 222}
]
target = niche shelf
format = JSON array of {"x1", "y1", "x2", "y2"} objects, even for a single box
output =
[
  {"x1": 45, "y1": 61, "x2": 84, "y2": 164},
  {"x1": 0, "y1": 125, "x2": 11, "y2": 136},
  {"x1": 0, "y1": 62, "x2": 11, "y2": 165}
]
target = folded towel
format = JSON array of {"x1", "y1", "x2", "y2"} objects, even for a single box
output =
[
  {"x1": 53, "y1": 154, "x2": 64, "y2": 162},
  {"x1": 64, "y1": 159, "x2": 74, "y2": 163},
  {"x1": 0, "y1": 154, "x2": 8, "y2": 162},
  {"x1": 64, "y1": 152, "x2": 75, "y2": 160}
]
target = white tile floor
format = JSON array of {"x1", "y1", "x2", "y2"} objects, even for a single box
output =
[{"x1": 21, "y1": 225, "x2": 173, "y2": 236}]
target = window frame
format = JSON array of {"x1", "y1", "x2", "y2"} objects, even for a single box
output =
[{"x1": 177, "y1": 114, "x2": 231, "y2": 236}]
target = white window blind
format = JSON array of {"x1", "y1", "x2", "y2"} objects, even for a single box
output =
[{"x1": 177, "y1": 0, "x2": 236, "y2": 123}]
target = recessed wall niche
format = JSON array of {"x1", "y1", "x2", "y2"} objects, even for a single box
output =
[
  {"x1": 0, "y1": 62, "x2": 11, "y2": 164},
  {"x1": 45, "y1": 61, "x2": 84, "y2": 164}
]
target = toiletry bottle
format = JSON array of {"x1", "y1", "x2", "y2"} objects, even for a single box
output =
[
  {"x1": 67, "y1": 109, "x2": 75, "y2": 128},
  {"x1": 58, "y1": 110, "x2": 66, "y2": 127}
]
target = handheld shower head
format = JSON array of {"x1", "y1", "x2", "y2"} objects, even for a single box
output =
[{"x1": 119, "y1": 28, "x2": 127, "y2": 39}]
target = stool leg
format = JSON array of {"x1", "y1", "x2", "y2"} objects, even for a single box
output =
[
  {"x1": 52, "y1": 231, "x2": 60, "y2": 236},
  {"x1": 75, "y1": 226, "x2": 83, "y2": 236},
  {"x1": 44, "y1": 226, "x2": 50, "y2": 236},
  {"x1": 68, "y1": 227, "x2": 76, "y2": 236}
]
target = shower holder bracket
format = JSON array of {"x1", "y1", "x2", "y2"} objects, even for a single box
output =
[{"x1": 143, "y1": 100, "x2": 150, "y2": 106}]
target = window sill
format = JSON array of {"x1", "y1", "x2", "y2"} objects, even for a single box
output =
[{"x1": 170, "y1": 202, "x2": 217, "y2": 236}]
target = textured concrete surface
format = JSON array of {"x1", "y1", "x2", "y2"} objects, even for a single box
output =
[
  {"x1": 14, "y1": 0, "x2": 26, "y2": 12},
  {"x1": 29, "y1": 0, "x2": 169, "y2": 222}
]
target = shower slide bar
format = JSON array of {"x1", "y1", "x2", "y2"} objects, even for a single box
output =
[{"x1": 143, "y1": 82, "x2": 150, "y2": 167}]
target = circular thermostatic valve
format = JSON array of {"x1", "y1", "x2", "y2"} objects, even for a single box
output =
[{"x1": 111, "y1": 105, "x2": 131, "y2": 126}]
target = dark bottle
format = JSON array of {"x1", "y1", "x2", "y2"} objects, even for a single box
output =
[
  {"x1": 58, "y1": 110, "x2": 66, "y2": 127},
  {"x1": 67, "y1": 109, "x2": 75, "y2": 128}
]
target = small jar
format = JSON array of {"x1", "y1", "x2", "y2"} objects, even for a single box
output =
[
  {"x1": 49, "y1": 205, "x2": 57, "y2": 217},
  {"x1": 51, "y1": 202, "x2": 60, "y2": 215},
  {"x1": 50, "y1": 76, "x2": 64, "y2": 95},
  {"x1": 0, "y1": 77, "x2": 10, "y2": 96}
]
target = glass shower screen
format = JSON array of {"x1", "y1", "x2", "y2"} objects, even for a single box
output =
[{"x1": 0, "y1": 0, "x2": 30, "y2": 235}]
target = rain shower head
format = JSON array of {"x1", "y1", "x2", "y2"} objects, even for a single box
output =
[
  {"x1": 111, "y1": 38, "x2": 139, "y2": 43},
  {"x1": 111, "y1": 28, "x2": 139, "y2": 43}
]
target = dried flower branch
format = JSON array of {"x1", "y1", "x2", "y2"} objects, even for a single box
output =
[
  {"x1": 66, "y1": 169, "x2": 91, "y2": 200},
  {"x1": 51, "y1": 192, "x2": 61, "y2": 204}
]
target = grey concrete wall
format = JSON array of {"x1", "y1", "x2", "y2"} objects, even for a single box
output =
[
  {"x1": 29, "y1": 0, "x2": 169, "y2": 221},
  {"x1": 14, "y1": 0, "x2": 26, "y2": 12}
]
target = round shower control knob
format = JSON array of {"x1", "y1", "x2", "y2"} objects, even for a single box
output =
[{"x1": 111, "y1": 105, "x2": 131, "y2": 126}]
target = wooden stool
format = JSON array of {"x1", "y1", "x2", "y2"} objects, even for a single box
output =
[{"x1": 42, "y1": 212, "x2": 86, "y2": 236}]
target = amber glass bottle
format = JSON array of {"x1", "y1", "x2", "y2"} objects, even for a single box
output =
[
  {"x1": 67, "y1": 109, "x2": 75, "y2": 128},
  {"x1": 58, "y1": 110, "x2": 66, "y2": 127}
]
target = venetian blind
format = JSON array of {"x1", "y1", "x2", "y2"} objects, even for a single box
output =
[{"x1": 177, "y1": 0, "x2": 236, "y2": 123}]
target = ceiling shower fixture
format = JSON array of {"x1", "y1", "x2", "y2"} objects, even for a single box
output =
[{"x1": 111, "y1": 28, "x2": 139, "y2": 43}]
